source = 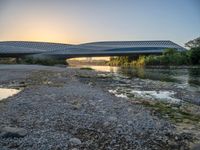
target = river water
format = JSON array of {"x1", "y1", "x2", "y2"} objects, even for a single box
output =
[
  {"x1": 0, "y1": 88, "x2": 20, "y2": 101},
  {"x1": 74, "y1": 65, "x2": 200, "y2": 104}
]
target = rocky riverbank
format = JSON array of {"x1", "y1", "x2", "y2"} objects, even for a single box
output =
[{"x1": 0, "y1": 65, "x2": 199, "y2": 150}]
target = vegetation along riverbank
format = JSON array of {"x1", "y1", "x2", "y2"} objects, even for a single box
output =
[{"x1": 108, "y1": 37, "x2": 200, "y2": 67}]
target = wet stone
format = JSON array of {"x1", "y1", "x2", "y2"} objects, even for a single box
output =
[
  {"x1": 108, "y1": 116, "x2": 117, "y2": 122},
  {"x1": 192, "y1": 144, "x2": 200, "y2": 150},
  {"x1": 69, "y1": 138, "x2": 82, "y2": 146},
  {"x1": 0, "y1": 127, "x2": 27, "y2": 138}
]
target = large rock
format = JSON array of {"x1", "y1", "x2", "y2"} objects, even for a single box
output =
[{"x1": 0, "y1": 126, "x2": 27, "y2": 138}]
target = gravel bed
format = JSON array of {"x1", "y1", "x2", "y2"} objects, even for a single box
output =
[{"x1": 0, "y1": 65, "x2": 192, "y2": 150}]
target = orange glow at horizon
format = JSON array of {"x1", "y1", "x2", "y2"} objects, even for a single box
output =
[
  {"x1": 0, "y1": 7, "x2": 89, "y2": 44},
  {"x1": 1, "y1": 28, "x2": 85, "y2": 44},
  {"x1": 1, "y1": 21, "x2": 84, "y2": 44}
]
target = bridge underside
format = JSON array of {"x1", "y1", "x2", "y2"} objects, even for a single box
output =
[
  {"x1": 48, "y1": 51, "x2": 163, "y2": 59},
  {"x1": 0, "y1": 51, "x2": 163, "y2": 59}
]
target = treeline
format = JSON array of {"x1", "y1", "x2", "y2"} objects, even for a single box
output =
[
  {"x1": 144, "y1": 47, "x2": 199, "y2": 66},
  {"x1": 108, "y1": 47, "x2": 200, "y2": 67},
  {"x1": 108, "y1": 37, "x2": 200, "y2": 67},
  {"x1": 21, "y1": 56, "x2": 67, "y2": 66},
  {"x1": 0, "y1": 56, "x2": 67, "y2": 66}
]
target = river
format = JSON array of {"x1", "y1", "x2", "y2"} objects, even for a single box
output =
[{"x1": 72, "y1": 65, "x2": 200, "y2": 104}]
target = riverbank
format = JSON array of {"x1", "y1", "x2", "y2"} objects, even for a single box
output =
[
  {"x1": 139, "y1": 65, "x2": 200, "y2": 69},
  {"x1": 0, "y1": 65, "x2": 199, "y2": 149}
]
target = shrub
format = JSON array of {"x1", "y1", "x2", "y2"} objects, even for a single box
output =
[
  {"x1": 80, "y1": 67, "x2": 93, "y2": 70},
  {"x1": 189, "y1": 47, "x2": 200, "y2": 65},
  {"x1": 145, "y1": 55, "x2": 160, "y2": 66},
  {"x1": 163, "y1": 48, "x2": 178, "y2": 56},
  {"x1": 108, "y1": 48, "x2": 197, "y2": 67},
  {"x1": 108, "y1": 56, "x2": 131, "y2": 66},
  {"x1": 132, "y1": 56, "x2": 145, "y2": 66}
]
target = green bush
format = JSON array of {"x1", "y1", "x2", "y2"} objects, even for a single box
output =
[
  {"x1": 108, "y1": 48, "x2": 199, "y2": 67},
  {"x1": 144, "y1": 51, "x2": 190, "y2": 66},
  {"x1": 80, "y1": 67, "x2": 94, "y2": 70},
  {"x1": 189, "y1": 47, "x2": 200, "y2": 65},
  {"x1": 163, "y1": 48, "x2": 177, "y2": 56}
]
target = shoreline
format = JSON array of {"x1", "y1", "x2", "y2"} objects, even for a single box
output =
[
  {"x1": 108, "y1": 64, "x2": 200, "y2": 69},
  {"x1": 0, "y1": 65, "x2": 199, "y2": 149},
  {"x1": 1, "y1": 62, "x2": 200, "y2": 69}
]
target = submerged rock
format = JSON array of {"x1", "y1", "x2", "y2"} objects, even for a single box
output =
[
  {"x1": 192, "y1": 144, "x2": 200, "y2": 150},
  {"x1": 0, "y1": 126, "x2": 27, "y2": 138}
]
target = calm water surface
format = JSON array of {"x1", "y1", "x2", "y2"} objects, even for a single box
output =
[
  {"x1": 0, "y1": 88, "x2": 20, "y2": 101},
  {"x1": 77, "y1": 65, "x2": 200, "y2": 90},
  {"x1": 74, "y1": 65, "x2": 200, "y2": 102}
]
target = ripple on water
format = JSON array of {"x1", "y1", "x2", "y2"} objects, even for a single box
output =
[
  {"x1": 130, "y1": 90, "x2": 181, "y2": 103},
  {"x1": 0, "y1": 88, "x2": 21, "y2": 101},
  {"x1": 109, "y1": 89, "x2": 181, "y2": 103}
]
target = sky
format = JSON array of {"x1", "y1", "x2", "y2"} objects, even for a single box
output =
[{"x1": 0, "y1": 0, "x2": 199, "y2": 46}]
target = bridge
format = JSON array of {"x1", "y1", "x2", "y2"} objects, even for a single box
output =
[{"x1": 0, "y1": 41, "x2": 185, "y2": 58}]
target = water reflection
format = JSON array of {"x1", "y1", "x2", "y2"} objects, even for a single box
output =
[
  {"x1": 116, "y1": 67, "x2": 180, "y2": 83},
  {"x1": 74, "y1": 65, "x2": 200, "y2": 92},
  {"x1": 0, "y1": 88, "x2": 20, "y2": 101},
  {"x1": 188, "y1": 68, "x2": 200, "y2": 87},
  {"x1": 73, "y1": 65, "x2": 119, "y2": 73}
]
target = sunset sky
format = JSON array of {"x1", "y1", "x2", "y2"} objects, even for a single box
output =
[{"x1": 0, "y1": 0, "x2": 199, "y2": 46}]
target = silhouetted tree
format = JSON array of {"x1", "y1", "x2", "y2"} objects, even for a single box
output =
[{"x1": 185, "y1": 37, "x2": 200, "y2": 48}]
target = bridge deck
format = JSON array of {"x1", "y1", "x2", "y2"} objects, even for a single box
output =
[{"x1": 0, "y1": 41, "x2": 186, "y2": 58}]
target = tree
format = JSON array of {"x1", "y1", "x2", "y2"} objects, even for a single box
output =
[
  {"x1": 189, "y1": 47, "x2": 200, "y2": 65},
  {"x1": 185, "y1": 37, "x2": 200, "y2": 48},
  {"x1": 185, "y1": 37, "x2": 200, "y2": 65},
  {"x1": 163, "y1": 48, "x2": 177, "y2": 56}
]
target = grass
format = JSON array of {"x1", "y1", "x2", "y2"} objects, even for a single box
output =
[{"x1": 142, "y1": 100, "x2": 200, "y2": 124}]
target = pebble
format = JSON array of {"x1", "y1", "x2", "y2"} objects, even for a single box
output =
[
  {"x1": 103, "y1": 121, "x2": 110, "y2": 127},
  {"x1": 71, "y1": 148, "x2": 79, "y2": 150},
  {"x1": 127, "y1": 121, "x2": 133, "y2": 125},
  {"x1": 69, "y1": 138, "x2": 82, "y2": 146},
  {"x1": 108, "y1": 116, "x2": 117, "y2": 122}
]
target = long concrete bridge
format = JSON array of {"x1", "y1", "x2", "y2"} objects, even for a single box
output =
[{"x1": 0, "y1": 41, "x2": 185, "y2": 58}]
